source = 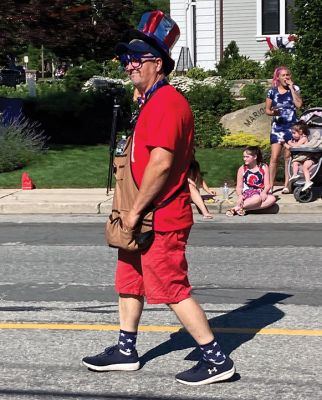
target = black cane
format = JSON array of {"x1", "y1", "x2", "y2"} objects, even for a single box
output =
[{"x1": 107, "y1": 102, "x2": 120, "y2": 194}]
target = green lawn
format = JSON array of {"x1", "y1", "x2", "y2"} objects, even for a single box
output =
[{"x1": 0, "y1": 145, "x2": 244, "y2": 189}]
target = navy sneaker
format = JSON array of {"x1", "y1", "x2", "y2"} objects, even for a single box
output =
[
  {"x1": 82, "y1": 345, "x2": 140, "y2": 372},
  {"x1": 175, "y1": 357, "x2": 235, "y2": 386}
]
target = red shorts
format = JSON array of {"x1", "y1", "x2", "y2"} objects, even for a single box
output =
[{"x1": 115, "y1": 228, "x2": 192, "y2": 304}]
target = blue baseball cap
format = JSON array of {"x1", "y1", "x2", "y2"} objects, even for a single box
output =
[{"x1": 115, "y1": 39, "x2": 161, "y2": 58}]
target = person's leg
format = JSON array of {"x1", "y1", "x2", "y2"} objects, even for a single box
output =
[
  {"x1": 302, "y1": 160, "x2": 314, "y2": 183},
  {"x1": 119, "y1": 294, "x2": 144, "y2": 332},
  {"x1": 301, "y1": 160, "x2": 315, "y2": 191},
  {"x1": 142, "y1": 230, "x2": 234, "y2": 384},
  {"x1": 82, "y1": 251, "x2": 144, "y2": 371},
  {"x1": 171, "y1": 297, "x2": 235, "y2": 385},
  {"x1": 241, "y1": 194, "x2": 262, "y2": 211},
  {"x1": 283, "y1": 147, "x2": 291, "y2": 188},
  {"x1": 169, "y1": 297, "x2": 214, "y2": 345},
  {"x1": 189, "y1": 184, "x2": 212, "y2": 218},
  {"x1": 269, "y1": 143, "x2": 282, "y2": 189},
  {"x1": 291, "y1": 161, "x2": 300, "y2": 176},
  {"x1": 258, "y1": 194, "x2": 276, "y2": 210},
  {"x1": 143, "y1": 230, "x2": 234, "y2": 384}
]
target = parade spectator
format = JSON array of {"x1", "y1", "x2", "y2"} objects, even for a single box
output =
[
  {"x1": 188, "y1": 158, "x2": 216, "y2": 219},
  {"x1": 266, "y1": 66, "x2": 303, "y2": 194},
  {"x1": 226, "y1": 146, "x2": 276, "y2": 216},
  {"x1": 287, "y1": 122, "x2": 318, "y2": 191}
]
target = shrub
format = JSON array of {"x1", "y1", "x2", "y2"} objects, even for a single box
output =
[
  {"x1": 36, "y1": 80, "x2": 66, "y2": 96},
  {"x1": 23, "y1": 88, "x2": 132, "y2": 144},
  {"x1": 170, "y1": 75, "x2": 223, "y2": 94},
  {"x1": 185, "y1": 81, "x2": 235, "y2": 116},
  {"x1": 217, "y1": 41, "x2": 263, "y2": 79},
  {"x1": 240, "y1": 82, "x2": 266, "y2": 106},
  {"x1": 0, "y1": 117, "x2": 47, "y2": 172},
  {"x1": 103, "y1": 59, "x2": 128, "y2": 80},
  {"x1": 216, "y1": 41, "x2": 240, "y2": 76},
  {"x1": 220, "y1": 132, "x2": 270, "y2": 151},
  {"x1": 185, "y1": 67, "x2": 210, "y2": 80},
  {"x1": 0, "y1": 80, "x2": 65, "y2": 99},
  {"x1": 222, "y1": 56, "x2": 263, "y2": 80},
  {"x1": 64, "y1": 60, "x2": 103, "y2": 92},
  {"x1": 0, "y1": 84, "x2": 28, "y2": 98},
  {"x1": 193, "y1": 110, "x2": 228, "y2": 148}
]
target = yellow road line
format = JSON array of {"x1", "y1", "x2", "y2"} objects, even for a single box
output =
[{"x1": 0, "y1": 322, "x2": 321, "y2": 336}]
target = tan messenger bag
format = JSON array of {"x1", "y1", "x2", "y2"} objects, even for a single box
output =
[{"x1": 106, "y1": 135, "x2": 185, "y2": 252}]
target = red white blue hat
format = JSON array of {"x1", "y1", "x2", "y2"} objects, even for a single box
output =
[{"x1": 115, "y1": 10, "x2": 180, "y2": 75}]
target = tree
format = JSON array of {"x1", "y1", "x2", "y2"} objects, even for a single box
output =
[
  {"x1": 0, "y1": 0, "x2": 27, "y2": 65},
  {"x1": 129, "y1": 0, "x2": 170, "y2": 26},
  {"x1": 27, "y1": 0, "x2": 133, "y2": 62},
  {"x1": 0, "y1": 1, "x2": 133, "y2": 64},
  {"x1": 293, "y1": 0, "x2": 322, "y2": 107}
]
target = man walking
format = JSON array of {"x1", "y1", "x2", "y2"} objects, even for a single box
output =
[{"x1": 82, "y1": 10, "x2": 235, "y2": 386}]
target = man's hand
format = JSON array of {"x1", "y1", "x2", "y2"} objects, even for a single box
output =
[{"x1": 122, "y1": 209, "x2": 141, "y2": 231}]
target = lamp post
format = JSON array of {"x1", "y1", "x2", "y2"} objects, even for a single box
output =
[{"x1": 23, "y1": 55, "x2": 29, "y2": 70}]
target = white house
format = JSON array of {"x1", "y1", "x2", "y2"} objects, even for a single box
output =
[{"x1": 170, "y1": 0, "x2": 296, "y2": 71}]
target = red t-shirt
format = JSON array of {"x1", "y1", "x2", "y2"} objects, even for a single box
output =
[{"x1": 131, "y1": 85, "x2": 194, "y2": 232}]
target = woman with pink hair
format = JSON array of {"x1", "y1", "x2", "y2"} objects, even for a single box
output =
[{"x1": 265, "y1": 66, "x2": 303, "y2": 193}]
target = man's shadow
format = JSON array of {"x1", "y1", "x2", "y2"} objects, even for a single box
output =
[{"x1": 139, "y1": 292, "x2": 291, "y2": 369}]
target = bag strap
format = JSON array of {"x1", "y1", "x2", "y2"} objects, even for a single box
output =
[
  {"x1": 126, "y1": 80, "x2": 187, "y2": 214},
  {"x1": 144, "y1": 181, "x2": 188, "y2": 213}
]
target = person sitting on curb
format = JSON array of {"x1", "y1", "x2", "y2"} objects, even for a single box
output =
[
  {"x1": 226, "y1": 146, "x2": 276, "y2": 216},
  {"x1": 188, "y1": 158, "x2": 216, "y2": 219}
]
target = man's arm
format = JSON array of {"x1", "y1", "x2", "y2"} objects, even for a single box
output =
[{"x1": 122, "y1": 146, "x2": 174, "y2": 230}]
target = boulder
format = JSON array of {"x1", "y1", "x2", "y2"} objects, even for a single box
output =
[{"x1": 220, "y1": 102, "x2": 272, "y2": 138}]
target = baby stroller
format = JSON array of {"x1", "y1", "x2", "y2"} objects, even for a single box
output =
[{"x1": 288, "y1": 107, "x2": 322, "y2": 203}]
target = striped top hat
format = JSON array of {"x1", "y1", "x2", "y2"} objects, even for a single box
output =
[{"x1": 115, "y1": 10, "x2": 180, "y2": 76}]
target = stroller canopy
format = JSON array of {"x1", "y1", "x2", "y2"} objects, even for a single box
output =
[{"x1": 300, "y1": 107, "x2": 322, "y2": 127}]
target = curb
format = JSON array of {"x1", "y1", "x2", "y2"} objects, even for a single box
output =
[{"x1": 0, "y1": 188, "x2": 321, "y2": 214}]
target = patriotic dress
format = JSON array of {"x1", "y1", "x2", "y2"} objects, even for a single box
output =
[
  {"x1": 242, "y1": 164, "x2": 266, "y2": 199},
  {"x1": 267, "y1": 86, "x2": 300, "y2": 144}
]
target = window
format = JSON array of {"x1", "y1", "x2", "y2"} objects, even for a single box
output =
[
  {"x1": 262, "y1": 0, "x2": 280, "y2": 34},
  {"x1": 285, "y1": 0, "x2": 295, "y2": 33},
  {"x1": 257, "y1": 0, "x2": 296, "y2": 37}
]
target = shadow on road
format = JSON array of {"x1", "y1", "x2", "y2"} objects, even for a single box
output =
[{"x1": 139, "y1": 292, "x2": 291, "y2": 367}]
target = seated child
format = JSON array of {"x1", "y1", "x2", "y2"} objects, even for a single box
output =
[
  {"x1": 188, "y1": 158, "x2": 216, "y2": 219},
  {"x1": 285, "y1": 122, "x2": 316, "y2": 191},
  {"x1": 226, "y1": 146, "x2": 276, "y2": 216}
]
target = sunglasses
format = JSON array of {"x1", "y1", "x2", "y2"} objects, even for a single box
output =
[{"x1": 119, "y1": 54, "x2": 157, "y2": 69}]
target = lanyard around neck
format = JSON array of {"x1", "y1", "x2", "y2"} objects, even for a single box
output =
[
  {"x1": 130, "y1": 79, "x2": 168, "y2": 126},
  {"x1": 137, "y1": 78, "x2": 168, "y2": 107}
]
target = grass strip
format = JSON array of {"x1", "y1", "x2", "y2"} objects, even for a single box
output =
[{"x1": 0, "y1": 145, "x2": 243, "y2": 189}]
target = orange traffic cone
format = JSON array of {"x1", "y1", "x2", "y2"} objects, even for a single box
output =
[{"x1": 21, "y1": 172, "x2": 36, "y2": 190}]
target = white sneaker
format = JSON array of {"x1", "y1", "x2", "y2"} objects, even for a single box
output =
[
  {"x1": 289, "y1": 174, "x2": 300, "y2": 183},
  {"x1": 301, "y1": 181, "x2": 313, "y2": 192}
]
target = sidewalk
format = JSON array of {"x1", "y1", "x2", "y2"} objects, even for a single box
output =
[{"x1": 1, "y1": 186, "x2": 322, "y2": 214}]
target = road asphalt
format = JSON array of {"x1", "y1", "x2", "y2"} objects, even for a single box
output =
[{"x1": 0, "y1": 186, "x2": 322, "y2": 215}]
